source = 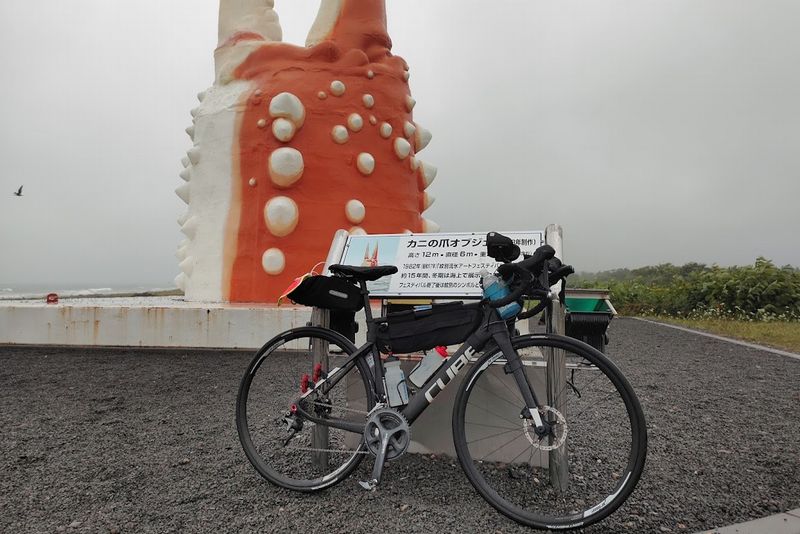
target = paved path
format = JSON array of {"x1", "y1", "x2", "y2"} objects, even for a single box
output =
[{"x1": 696, "y1": 507, "x2": 800, "y2": 534}]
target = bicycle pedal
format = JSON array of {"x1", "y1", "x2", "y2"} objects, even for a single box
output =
[{"x1": 358, "y1": 478, "x2": 379, "y2": 491}]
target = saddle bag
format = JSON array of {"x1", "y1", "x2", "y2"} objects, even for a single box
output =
[
  {"x1": 286, "y1": 275, "x2": 364, "y2": 312},
  {"x1": 376, "y1": 301, "x2": 483, "y2": 354}
]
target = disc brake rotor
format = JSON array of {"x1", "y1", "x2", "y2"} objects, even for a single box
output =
[{"x1": 523, "y1": 405, "x2": 568, "y2": 451}]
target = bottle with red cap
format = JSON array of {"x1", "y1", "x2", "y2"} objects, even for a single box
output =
[{"x1": 408, "y1": 346, "x2": 449, "y2": 388}]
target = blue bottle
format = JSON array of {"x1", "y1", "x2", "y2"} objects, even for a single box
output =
[{"x1": 480, "y1": 269, "x2": 522, "y2": 319}]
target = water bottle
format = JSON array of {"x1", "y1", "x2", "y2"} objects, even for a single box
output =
[
  {"x1": 384, "y1": 357, "x2": 409, "y2": 407},
  {"x1": 408, "y1": 346, "x2": 449, "y2": 388},
  {"x1": 480, "y1": 269, "x2": 522, "y2": 320}
]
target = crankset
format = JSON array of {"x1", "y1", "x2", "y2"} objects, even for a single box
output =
[{"x1": 359, "y1": 407, "x2": 411, "y2": 490}]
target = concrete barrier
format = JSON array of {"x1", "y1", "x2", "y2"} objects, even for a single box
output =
[{"x1": 0, "y1": 296, "x2": 312, "y2": 349}]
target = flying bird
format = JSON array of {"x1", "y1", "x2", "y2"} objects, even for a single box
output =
[{"x1": 13, "y1": 185, "x2": 23, "y2": 197}]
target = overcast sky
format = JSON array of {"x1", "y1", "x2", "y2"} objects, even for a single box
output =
[{"x1": 1, "y1": 1, "x2": 799, "y2": 288}]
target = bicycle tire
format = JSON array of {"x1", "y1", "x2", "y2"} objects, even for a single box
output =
[
  {"x1": 452, "y1": 334, "x2": 647, "y2": 530},
  {"x1": 236, "y1": 326, "x2": 376, "y2": 492}
]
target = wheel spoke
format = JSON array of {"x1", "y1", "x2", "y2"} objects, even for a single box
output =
[
  {"x1": 236, "y1": 328, "x2": 374, "y2": 491},
  {"x1": 455, "y1": 336, "x2": 646, "y2": 529}
]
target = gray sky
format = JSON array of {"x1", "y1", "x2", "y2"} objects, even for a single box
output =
[{"x1": 1, "y1": 0, "x2": 799, "y2": 288}]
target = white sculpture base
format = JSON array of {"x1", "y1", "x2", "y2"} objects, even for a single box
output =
[{"x1": 0, "y1": 297, "x2": 312, "y2": 349}]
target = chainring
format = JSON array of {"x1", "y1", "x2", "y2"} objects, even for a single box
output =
[{"x1": 363, "y1": 407, "x2": 411, "y2": 460}]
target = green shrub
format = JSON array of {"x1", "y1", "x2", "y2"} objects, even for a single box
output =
[{"x1": 575, "y1": 258, "x2": 800, "y2": 321}]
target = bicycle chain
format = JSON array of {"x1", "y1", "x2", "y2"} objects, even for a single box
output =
[
  {"x1": 285, "y1": 445, "x2": 369, "y2": 455},
  {"x1": 284, "y1": 399, "x2": 372, "y2": 456}
]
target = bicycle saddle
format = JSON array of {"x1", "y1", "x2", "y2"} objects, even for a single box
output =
[{"x1": 328, "y1": 264, "x2": 398, "y2": 281}]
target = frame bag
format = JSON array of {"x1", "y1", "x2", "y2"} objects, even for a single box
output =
[{"x1": 376, "y1": 301, "x2": 482, "y2": 354}]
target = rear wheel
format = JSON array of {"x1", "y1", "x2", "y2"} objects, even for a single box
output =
[
  {"x1": 236, "y1": 327, "x2": 376, "y2": 492},
  {"x1": 453, "y1": 334, "x2": 647, "y2": 530}
]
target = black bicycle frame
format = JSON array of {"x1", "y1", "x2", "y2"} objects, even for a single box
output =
[{"x1": 294, "y1": 305, "x2": 545, "y2": 435}]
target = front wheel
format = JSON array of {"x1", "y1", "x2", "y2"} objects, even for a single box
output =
[
  {"x1": 236, "y1": 327, "x2": 376, "y2": 492},
  {"x1": 452, "y1": 334, "x2": 647, "y2": 530}
]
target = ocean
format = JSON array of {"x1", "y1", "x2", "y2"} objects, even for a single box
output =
[{"x1": 0, "y1": 284, "x2": 178, "y2": 300}]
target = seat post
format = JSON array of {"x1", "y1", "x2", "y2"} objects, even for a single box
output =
[{"x1": 359, "y1": 280, "x2": 374, "y2": 323}]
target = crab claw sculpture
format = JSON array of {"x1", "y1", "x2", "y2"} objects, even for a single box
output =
[{"x1": 176, "y1": 0, "x2": 438, "y2": 302}]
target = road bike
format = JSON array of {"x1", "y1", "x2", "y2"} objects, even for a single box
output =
[{"x1": 236, "y1": 232, "x2": 647, "y2": 530}]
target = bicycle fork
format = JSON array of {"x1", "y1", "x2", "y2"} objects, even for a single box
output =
[{"x1": 490, "y1": 323, "x2": 550, "y2": 436}]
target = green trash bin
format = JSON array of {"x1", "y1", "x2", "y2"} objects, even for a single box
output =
[{"x1": 564, "y1": 295, "x2": 614, "y2": 353}]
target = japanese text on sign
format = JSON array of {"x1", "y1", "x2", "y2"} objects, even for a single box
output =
[{"x1": 339, "y1": 231, "x2": 544, "y2": 298}]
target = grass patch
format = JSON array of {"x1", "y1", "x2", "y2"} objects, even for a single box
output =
[{"x1": 646, "y1": 317, "x2": 800, "y2": 354}]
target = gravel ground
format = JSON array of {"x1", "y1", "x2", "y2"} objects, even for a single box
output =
[{"x1": 1, "y1": 318, "x2": 798, "y2": 533}]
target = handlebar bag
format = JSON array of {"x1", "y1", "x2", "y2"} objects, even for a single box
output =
[
  {"x1": 286, "y1": 275, "x2": 364, "y2": 312},
  {"x1": 376, "y1": 301, "x2": 482, "y2": 354}
]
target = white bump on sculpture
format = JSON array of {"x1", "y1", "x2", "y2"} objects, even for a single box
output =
[
  {"x1": 179, "y1": 168, "x2": 191, "y2": 182},
  {"x1": 257, "y1": 118, "x2": 267, "y2": 128},
  {"x1": 330, "y1": 80, "x2": 346, "y2": 96},
  {"x1": 422, "y1": 192, "x2": 435, "y2": 211},
  {"x1": 272, "y1": 118, "x2": 296, "y2": 142},
  {"x1": 403, "y1": 121, "x2": 416, "y2": 138},
  {"x1": 185, "y1": 125, "x2": 195, "y2": 139},
  {"x1": 422, "y1": 218, "x2": 440, "y2": 233},
  {"x1": 331, "y1": 125, "x2": 349, "y2": 144},
  {"x1": 180, "y1": 256, "x2": 195, "y2": 276},
  {"x1": 409, "y1": 157, "x2": 420, "y2": 171},
  {"x1": 177, "y1": 213, "x2": 190, "y2": 227},
  {"x1": 176, "y1": 241, "x2": 189, "y2": 261},
  {"x1": 262, "y1": 248, "x2": 286, "y2": 275},
  {"x1": 197, "y1": 91, "x2": 207, "y2": 102},
  {"x1": 357, "y1": 153, "x2": 375, "y2": 176},
  {"x1": 175, "y1": 183, "x2": 191, "y2": 204},
  {"x1": 318, "y1": 91, "x2": 327, "y2": 99},
  {"x1": 187, "y1": 147, "x2": 201, "y2": 165},
  {"x1": 415, "y1": 125, "x2": 433, "y2": 151},
  {"x1": 349, "y1": 227, "x2": 367, "y2": 236},
  {"x1": 248, "y1": 177, "x2": 257, "y2": 187},
  {"x1": 269, "y1": 147, "x2": 305, "y2": 187},
  {"x1": 175, "y1": 272, "x2": 187, "y2": 291},
  {"x1": 264, "y1": 196, "x2": 299, "y2": 237},
  {"x1": 362, "y1": 94, "x2": 375, "y2": 108},
  {"x1": 345, "y1": 199, "x2": 366, "y2": 224},
  {"x1": 393, "y1": 138, "x2": 411, "y2": 160},
  {"x1": 369, "y1": 115, "x2": 377, "y2": 125},
  {"x1": 181, "y1": 156, "x2": 190, "y2": 168},
  {"x1": 181, "y1": 216, "x2": 200, "y2": 239},
  {"x1": 367, "y1": 70, "x2": 375, "y2": 79},
  {"x1": 403, "y1": 71, "x2": 410, "y2": 82},
  {"x1": 269, "y1": 92, "x2": 305, "y2": 128},
  {"x1": 405, "y1": 95, "x2": 416, "y2": 112},
  {"x1": 347, "y1": 113, "x2": 364, "y2": 132},
  {"x1": 380, "y1": 122, "x2": 392, "y2": 138},
  {"x1": 422, "y1": 162, "x2": 437, "y2": 188}
]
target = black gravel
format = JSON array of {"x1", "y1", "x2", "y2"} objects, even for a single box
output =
[{"x1": 1, "y1": 318, "x2": 798, "y2": 533}]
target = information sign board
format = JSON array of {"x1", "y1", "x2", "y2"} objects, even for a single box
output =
[{"x1": 338, "y1": 231, "x2": 544, "y2": 298}]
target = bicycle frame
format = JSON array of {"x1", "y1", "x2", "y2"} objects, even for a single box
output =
[{"x1": 294, "y1": 304, "x2": 548, "y2": 435}]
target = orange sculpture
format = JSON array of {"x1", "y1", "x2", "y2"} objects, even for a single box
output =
[{"x1": 176, "y1": 0, "x2": 437, "y2": 303}]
